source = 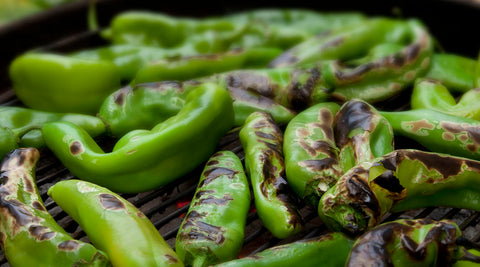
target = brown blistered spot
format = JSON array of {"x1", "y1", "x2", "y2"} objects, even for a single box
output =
[
  {"x1": 442, "y1": 132, "x2": 455, "y2": 141},
  {"x1": 112, "y1": 86, "x2": 132, "y2": 106},
  {"x1": 206, "y1": 160, "x2": 220, "y2": 166},
  {"x1": 226, "y1": 72, "x2": 276, "y2": 98},
  {"x1": 334, "y1": 100, "x2": 375, "y2": 148},
  {"x1": 378, "y1": 153, "x2": 398, "y2": 171},
  {"x1": 0, "y1": 198, "x2": 37, "y2": 228},
  {"x1": 299, "y1": 158, "x2": 339, "y2": 172},
  {"x1": 401, "y1": 235, "x2": 425, "y2": 260},
  {"x1": 321, "y1": 37, "x2": 344, "y2": 50},
  {"x1": 319, "y1": 108, "x2": 335, "y2": 141},
  {"x1": 198, "y1": 194, "x2": 234, "y2": 206},
  {"x1": 98, "y1": 193, "x2": 126, "y2": 210},
  {"x1": 58, "y1": 240, "x2": 80, "y2": 251},
  {"x1": 164, "y1": 254, "x2": 179, "y2": 264},
  {"x1": 227, "y1": 86, "x2": 278, "y2": 110},
  {"x1": 268, "y1": 50, "x2": 299, "y2": 68},
  {"x1": 32, "y1": 201, "x2": 46, "y2": 212},
  {"x1": 467, "y1": 144, "x2": 477, "y2": 152},
  {"x1": 440, "y1": 122, "x2": 480, "y2": 147},
  {"x1": 372, "y1": 170, "x2": 405, "y2": 194},
  {"x1": 69, "y1": 141, "x2": 83, "y2": 155},
  {"x1": 136, "y1": 212, "x2": 146, "y2": 218},
  {"x1": 28, "y1": 225, "x2": 56, "y2": 241},
  {"x1": 296, "y1": 128, "x2": 310, "y2": 138},
  {"x1": 23, "y1": 174, "x2": 34, "y2": 193},
  {"x1": 405, "y1": 119, "x2": 434, "y2": 133},
  {"x1": 17, "y1": 153, "x2": 26, "y2": 166},
  {"x1": 403, "y1": 150, "x2": 462, "y2": 179},
  {"x1": 255, "y1": 131, "x2": 277, "y2": 140},
  {"x1": 202, "y1": 167, "x2": 238, "y2": 186},
  {"x1": 345, "y1": 170, "x2": 380, "y2": 219},
  {"x1": 287, "y1": 68, "x2": 321, "y2": 110},
  {"x1": 465, "y1": 159, "x2": 480, "y2": 173},
  {"x1": 182, "y1": 213, "x2": 226, "y2": 244},
  {"x1": 0, "y1": 232, "x2": 5, "y2": 248},
  {"x1": 194, "y1": 190, "x2": 215, "y2": 200},
  {"x1": 459, "y1": 134, "x2": 469, "y2": 143}
]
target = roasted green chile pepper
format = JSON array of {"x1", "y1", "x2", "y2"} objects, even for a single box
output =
[
  {"x1": 176, "y1": 151, "x2": 250, "y2": 267},
  {"x1": 9, "y1": 53, "x2": 122, "y2": 114},
  {"x1": 411, "y1": 78, "x2": 480, "y2": 120},
  {"x1": 0, "y1": 148, "x2": 110, "y2": 266},
  {"x1": 425, "y1": 53, "x2": 478, "y2": 93},
  {"x1": 381, "y1": 109, "x2": 480, "y2": 160},
  {"x1": 48, "y1": 179, "x2": 183, "y2": 267},
  {"x1": 283, "y1": 102, "x2": 342, "y2": 206},
  {"x1": 239, "y1": 111, "x2": 303, "y2": 239},
  {"x1": 319, "y1": 149, "x2": 480, "y2": 235},
  {"x1": 42, "y1": 82, "x2": 234, "y2": 193},
  {"x1": 347, "y1": 219, "x2": 480, "y2": 266},
  {"x1": 214, "y1": 232, "x2": 354, "y2": 267}
]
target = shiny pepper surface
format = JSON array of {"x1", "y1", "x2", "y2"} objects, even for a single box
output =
[{"x1": 42, "y1": 82, "x2": 234, "y2": 193}]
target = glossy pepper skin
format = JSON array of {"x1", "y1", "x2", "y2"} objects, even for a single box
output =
[
  {"x1": 425, "y1": 53, "x2": 478, "y2": 93},
  {"x1": 334, "y1": 99, "x2": 394, "y2": 172},
  {"x1": 176, "y1": 151, "x2": 250, "y2": 267},
  {"x1": 381, "y1": 109, "x2": 480, "y2": 160},
  {"x1": 283, "y1": 102, "x2": 343, "y2": 206},
  {"x1": 0, "y1": 148, "x2": 111, "y2": 267},
  {"x1": 239, "y1": 111, "x2": 303, "y2": 239},
  {"x1": 411, "y1": 78, "x2": 480, "y2": 120},
  {"x1": 9, "y1": 53, "x2": 122, "y2": 114},
  {"x1": 48, "y1": 179, "x2": 183, "y2": 267},
  {"x1": 42, "y1": 82, "x2": 234, "y2": 193},
  {"x1": 0, "y1": 106, "x2": 106, "y2": 157},
  {"x1": 347, "y1": 218, "x2": 480, "y2": 266},
  {"x1": 319, "y1": 149, "x2": 480, "y2": 235},
  {"x1": 214, "y1": 232, "x2": 353, "y2": 267}
]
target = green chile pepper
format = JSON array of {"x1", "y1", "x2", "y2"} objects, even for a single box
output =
[
  {"x1": 318, "y1": 149, "x2": 480, "y2": 235},
  {"x1": 455, "y1": 250, "x2": 480, "y2": 267},
  {"x1": 0, "y1": 148, "x2": 110, "y2": 266},
  {"x1": 9, "y1": 53, "x2": 122, "y2": 114},
  {"x1": 42, "y1": 82, "x2": 234, "y2": 193},
  {"x1": 283, "y1": 102, "x2": 343, "y2": 206},
  {"x1": 48, "y1": 179, "x2": 183, "y2": 267},
  {"x1": 347, "y1": 218, "x2": 480, "y2": 266},
  {"x1": 214, "y1": 232, "x2": 354, "y2": 267},
  {"x1": 381, "y1": 109, "x2": 480, "y2": 160},
  {"x1": 239, "y1": 111, "x2": 303, "y2": 239},
  {"x1": 411, "y1": 78, "x2": 480, "y2": 120},
  {"x1": 334, "y1": 99, "x2": 394, "y2": 172},
  {"x1": 175, "y1": 151, "x2": 250, "y2": 267}
]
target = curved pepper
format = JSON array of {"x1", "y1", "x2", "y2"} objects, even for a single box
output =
[
  {"x1": 239, "y1": 111, "x2": 303, "y2": 239},
  {"x1": 283, "y1": 102, "x2": 343, "y2": 206},
  {"x1": 48, "y1": 179, "x2": 183, "y2": 267},
  {"x1": 42, "y1": 82, "x2": 234, "y2": 193},
  {"x1": 0, "y1": 148, "x2": 110, "y2": 266},
  {"x1": 381, "y1": 109, "x2": 480, "y2": 160},
  {"x1": 176, "y1": 151, "x2": 250, "y2": 267},
  {"x1": 411, "y1": 78, "x2": 480, "y2": 120},
  {"x1": 9, "y1": 52, "x2": 122, "y2": 114},
  {"x1": 347, "y1": 218, "x2": 480, "y2": 266},
  {"x1": 214, "y1": 232, "x2": 354, "y2": 267},
  {"x1": 318, "y1": 149, "x2": 480, "y2": 235}
]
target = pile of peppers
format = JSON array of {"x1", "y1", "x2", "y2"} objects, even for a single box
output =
[{"x1": 2, "y1": 6, "x2": 480, "y2": 267}]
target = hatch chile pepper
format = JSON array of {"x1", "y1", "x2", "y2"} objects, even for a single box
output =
[
  {"x1": 347, "y1": 218, "x2": 480, "y2": 266},
  {"x1": 175, "y1": 151, "x2": 250, "y2": 267},
  {"x1": 0, "y1": 148, "x2": 110, "y2": 266},
  {"x1": 48, "y1": 179, "x2": 183, "y2": 267},
  {"x1": 283, "y1": 102, "x2": 343, "y2": 206},
  {"x1": 214, "y1": 232, "x2": 354, "y2": 267},
  {"x1": 9, "y1": 52, "x2": 122, "y2": 114},
  {"x1": 381, "y1": 109, "x2": 480, "y2": 160},
  {"x1": 411, "y1": 78, "x2": 480, "y2": 120},
  {"x1": 42, "y1": 82, "x2": 233, "y2": 193},
  {"x1": 318, "y1": 149, "x2": 480, "y2": 235},
  {"x1": 239, "y1": 111, "x2": 303, "y2": 239}
]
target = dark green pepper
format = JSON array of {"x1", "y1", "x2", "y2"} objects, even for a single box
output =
[
  {"x1": 42, "y1": 82, "x2": 234, "y2": 193},
  {"x1": 319, "y1": 149, "x2": 480, "y2": 235},
  {"x1": 0, "y1": 148, "x2": 110, "y2": 266},
  {"x1": 425, "y1": 53, "x2": 478, "y2": 93},
  {"x1": 175, "y1": 151, "x2": 251, "y2": 267},
  {"x1": 347, "y1": 218, "x2": 480, "y2": 266},
  {"x1": 283, "y1": 102, "x2": 343, "y2": 206},
  {"x1": 239, "y1": 111, "x2": 303, "y2": 239},
  {"x1": 214, "y1": 232, "x2": 354, "y2": 267},
  {"x1": 48, "y1": 179, "x2": 183, "y2": 267}
]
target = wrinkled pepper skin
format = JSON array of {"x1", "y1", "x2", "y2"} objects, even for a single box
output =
[
  {"x1": 214, "y1": 232, "x2": 354, "y2": 267},
  {"x1": 9, "y1": 53, "x2": 122, "y2": 114},
  {"x1": 175, "y1": 151, "x2": 250, "y2": 267},
  {"x1": 347, "y1": 219, "x2": 480, "y2": 267},
  {"x1": 381, "y1": 109, "x2": 480, "y2": 160},
  {"x1": 42, "y1": 83, "x2": 234, "y2": 193},
  {"x1": 239, "y1": 111, "x2": 303, "y2": 239},
  {"x1": 425, "y1": 53, "x2": 478, "y2": 93},
  {"x1": 48, "y1": 179, "x2": 182, "y2": 267},
  {"x1": 0, "y1": 148, "x2": 111, "y2": 267},
  {"x1": 319, "y1": 149, "x2": 480, "y2": 235},
  {"x1": 283, "y1": 102, "x2": 342, "y2": 206},
  {"x1": 334, "y1": 99, "x2": 394, "y2": 172},
  {"x1": 411, "y1": 78, "x2": 480, "y2": 120}
]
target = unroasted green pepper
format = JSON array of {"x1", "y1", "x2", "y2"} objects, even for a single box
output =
[
  {"x1": 425, "y1": 53, "x2": 478, "y2": 93},
  {"x1": 240, "y1": 111, "x2": 303, "y2": 239},
  {"x1": 48, "y1": 179, "x2": 183, "y2": 267},
  {"x1": 0, "y1": 148, "x2": 110, "y2": 266},
  {"x1": 176, "y1": 151, "x2": 250, "y2": 267},
  {"x1": 42, "y1": 82, "x2": 234, "y2": 193}
]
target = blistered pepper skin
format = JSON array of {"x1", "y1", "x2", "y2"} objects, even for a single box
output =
[
  {"x1": 0, "y1": 148, "x2": 111, "y2": 267},
  {"x1": 42, "y1": 83, "x2": 234, "y2": 193},
  {"x1": 176, "y1": 151, "x2": 250, "y2": 267},
  {"x1": 48, "y1": 179, "x2": 183, "y2": 267},
  {"x1": 240, "y1": 111, "x2": 303, "y2": 239}
]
